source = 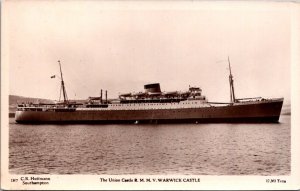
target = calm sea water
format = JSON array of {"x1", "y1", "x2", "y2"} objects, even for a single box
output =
[{"x1": 9, "y1": 115, "x2": 290, "y2": 175}]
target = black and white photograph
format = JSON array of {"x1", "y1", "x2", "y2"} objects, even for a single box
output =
[{"x1": 1, "y1": 0, "x2": 299, "y2": 190}]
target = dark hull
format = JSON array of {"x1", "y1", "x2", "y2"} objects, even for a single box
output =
[{"x1": 15, "y1": 99, "x2": 283, "y2": 124}]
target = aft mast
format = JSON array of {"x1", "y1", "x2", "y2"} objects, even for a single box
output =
[
  {"x1": 58, "y1": 60, "x2": 68, "y2": 104},
  {"x1": 228, "y1": 57, "x2": 236, "y2": 103}
]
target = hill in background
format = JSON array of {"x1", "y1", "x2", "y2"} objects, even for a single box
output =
[
  {"x1": 9, "y1": 95, "x2": 55, "y2": 113},
  {"x1": 281, "y1": 104, "x2": 291, "y2": 115},
  {"x1": 9, "y1": 95, "x2": 54, "y2": 105},
  {"x1": 9, "y1": 95, "x2": 87, "y2": 114}
]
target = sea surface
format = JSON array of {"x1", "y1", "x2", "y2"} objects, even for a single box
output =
[{"x1": 9, "y1": 115, "x2": 290, "y2": 175}]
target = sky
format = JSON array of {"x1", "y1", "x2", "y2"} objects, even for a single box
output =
[{"x1": 5, "y1": 1, "x2": 291, "y2": 103}]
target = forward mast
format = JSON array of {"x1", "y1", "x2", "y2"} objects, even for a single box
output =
[
  {"x1": 58, "y1": 60, "x2": 68, "y2": 104},
  {"x1": 228, "y1": 57, "x2": 236, "y2": 103}
]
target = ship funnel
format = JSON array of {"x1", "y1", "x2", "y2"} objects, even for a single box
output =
[{"x1": 144, "y1": 83, "x2": 161, "y2": 93}]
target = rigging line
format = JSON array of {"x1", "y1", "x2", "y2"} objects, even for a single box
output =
[
  {"x1": 64, "y1": 62, "x2": 91, "y2": 90},
  {"x1": 59, "y1": 84, "x2": 62, "y2": 102},
  {"x1": 228, "y1": 56, "x2": 236, "y2": 103},
  {"x1": 53, "y1": 74, "x2": 62, "y2": 80},
  {"x1": 216, "y1": 59, "x2": 227, "y2": 63},
  {"x1": 60, "y1": 71, "x2": 90, "y2": 100}
]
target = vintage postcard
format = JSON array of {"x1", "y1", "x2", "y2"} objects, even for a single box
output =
[{"x1": 1, "y1": 0, "x2": 300, "y2": 190}]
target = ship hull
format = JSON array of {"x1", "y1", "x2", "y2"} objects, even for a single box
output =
[{"x1": 15, "y1": 99, "x2": 283, "y2": 124}]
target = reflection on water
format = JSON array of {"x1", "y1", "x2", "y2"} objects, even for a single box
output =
[{"x1": 9, "y1": 116, "x2": 290, "y2": 175}]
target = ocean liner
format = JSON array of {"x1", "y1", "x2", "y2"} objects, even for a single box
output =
[{"x1": 15, "y1": 59, "x2": 283, "y2": 124}]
